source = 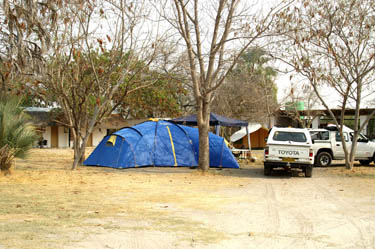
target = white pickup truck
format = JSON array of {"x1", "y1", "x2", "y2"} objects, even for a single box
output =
[
  {"x1": 264, "y1": 127, "x2": 314, "y2": 177},
  {"x1": 310, "y1": 126, "x2": 375, "y2": 166}
]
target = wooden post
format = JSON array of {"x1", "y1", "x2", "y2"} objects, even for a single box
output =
[{"x1": 246, "y1": 126, "x2": 252, "y2": 159}]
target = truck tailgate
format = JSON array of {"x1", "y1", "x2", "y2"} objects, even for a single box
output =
[{"x1": 268, "y1": 144, "x2": 311, "y2": 158}]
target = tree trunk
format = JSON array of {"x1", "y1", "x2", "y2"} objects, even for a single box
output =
[
  {"x1": 343, "y1": 147, "x2": 351, "y2": 170},
  {"x1": 197, "y1": 97, "x2": 211, "y2": 172},
  {"x1": 349, "y1": 131, "x2": 359, "y2": 170},
  {"x1": 72, "y1": 132, "x2": 81, "y2": 170},
  {"x1": 348, "y1": 83, "x2": 362, "y2": 170},
  {"x1": 79, "y1": 154, "x2": 86, "y2": 164},
  {"x1": 71, "y1": 119, "x2": 96, "y2": 170},
  {"x1": 349, "y1": 145, "x2": 357, "y2": 170},
  {"x1": 72, "y1": 142, "x2": 87, "y2": 170},
  {"x1": 339, "y1": 129, "x2": 352, "y2": 170},
  {"x1": 198, "y1": 118, "x2": 210, "y2": 171}
]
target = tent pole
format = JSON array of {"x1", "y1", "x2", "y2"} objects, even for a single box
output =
[
  {"x1": 216, "y1": 125, "x2": 220, "y2": 135},
  {"x1": 246, "y1": 126, "x2": 252, "y2": 159}
]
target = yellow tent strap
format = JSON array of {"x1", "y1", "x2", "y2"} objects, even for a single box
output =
[
  {"x1": 166, "y1": 126, "x2": 177, "y2": 166},
  {"x1": 107, "y1": 135, "x2": 117, "y2": 146},
  {"x1": 148, "y1": 118, "x2": 159, "y2": 122}
]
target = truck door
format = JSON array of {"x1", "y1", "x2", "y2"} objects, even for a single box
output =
[
  {"x1": 354, "y1": 134, "x2": 372, "y2": 158},
  {"x1": 334, "y1": 131, "x2": 351, "y2": 159}
]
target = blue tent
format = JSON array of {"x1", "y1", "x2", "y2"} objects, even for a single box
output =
[{"x1": 84, "y1": 120, "x2": 239, "y2": 169}]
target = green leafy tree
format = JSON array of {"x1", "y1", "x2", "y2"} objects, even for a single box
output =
[
  {"x1": 39, "y1": 48, "x2": 158, "y2": 170},
  {"x1": 1, "y1": 0, "x2": 165, "y2": 170},
  {"x1": 0, "y1": 96, "x2": 37, "y2": 175},
  {"x1": 118, "y1": 73, "x2": 187, "y2": 119},
  {"x1": 14, "y1": 0, "x2": 163, "y2": 170},
  {"x1": 212, "y1": 47, "x2": 278, "y2": 127}
]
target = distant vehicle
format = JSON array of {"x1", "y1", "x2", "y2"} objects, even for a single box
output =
[
  {"x1": 310, "y1": 126, "x2": 375, "y2": 166},
  {"x1": 264, "y1": 127, "x2": 314, "y2": 177}
]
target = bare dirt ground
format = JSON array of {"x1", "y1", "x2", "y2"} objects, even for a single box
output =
[{"x1": 1, "y1": 149, "x2": 375, "y2": 249}]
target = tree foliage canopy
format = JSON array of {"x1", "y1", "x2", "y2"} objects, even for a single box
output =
[
  {"x1": 212, "y1": 47, "x2": 278, "y2": 126},
  {"x1": 118, "y1": 73, "x2": 186, "y2": 119}
]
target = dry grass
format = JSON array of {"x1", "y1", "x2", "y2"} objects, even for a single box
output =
[
  {"x1": 0, "y1": 149, "x2": 260, "y2": 248},
  {"x1": 1, "y1": 149, "x2": 375, "y2": 248}
]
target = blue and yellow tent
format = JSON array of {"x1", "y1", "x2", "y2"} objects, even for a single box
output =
[{"x1": 84, "y1": 120, "x2": 239, "y2": 168}]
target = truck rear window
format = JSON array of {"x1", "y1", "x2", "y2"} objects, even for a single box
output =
[
  {"x1": 273, "y1": 131, "x2": 307, "y2": 142},
  {"x1": 310, "y1": 131, "x2": 329, "y2": 140}
]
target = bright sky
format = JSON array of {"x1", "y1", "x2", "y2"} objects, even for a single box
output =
[{"x1": 275, "y1": 70, "x2": 375, "y2": 110}]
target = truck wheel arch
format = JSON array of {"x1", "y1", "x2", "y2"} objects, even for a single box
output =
[{"x1": 316, "y1": 150, "x2": 333, "y2": 167}]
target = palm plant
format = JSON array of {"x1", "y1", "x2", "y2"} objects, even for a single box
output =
[{"x1": 0, "y1": 96, "x2": 37, "y2": 175}]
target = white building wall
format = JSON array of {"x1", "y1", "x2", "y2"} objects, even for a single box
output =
[
  {"x1": 92, "y1": 127, "x2": 107, "y2": 146},
  {"x1": 39, "y1": 125, "x2": 114, "y2": 148},
  {"x1": 312, "y1": 117, "x2": 320, "y2": 129},
  {"x1": 42, "y1": 126, "x2": 51, "y2": 148},
  {"x1": 269, "y1": 117, "x2": 276, "y2": 129},
  {"x1": 58, "y1": 126, "x2": 69, "y2": 148},
  {"x1": 360, "y1": 115, "x2": 368, "y2": 135}
]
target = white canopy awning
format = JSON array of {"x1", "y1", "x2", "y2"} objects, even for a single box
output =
[{"x1": 230, "y1": 123, "x2": 263, "y2": 142}]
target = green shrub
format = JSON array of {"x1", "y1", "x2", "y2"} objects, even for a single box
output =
[{"x1": 0, "y1": 96, "x2": 37, "y2": 175}]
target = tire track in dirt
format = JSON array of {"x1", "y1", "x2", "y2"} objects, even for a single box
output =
[
  {"x1": 315, "y1": 182, "x2": 372, "y2": 249},
  {"x1": 251, "y1": 182, "x2": 281, "y2": 248},
  {"x1": 262, "y1": 183, "x2": 281, "y2": 248},
  {"x1": 282, "y1": 208, "x2": 316, "y2": 249},
  {"x1": 274, "y1": 177, "x2": 317, "y2": 249},
  {"x1": 256, "y1": 180, "x2": 317, "y2": 249},
  {"x1": 266, "y1": 183, "x2": 280, "y2": 233}
]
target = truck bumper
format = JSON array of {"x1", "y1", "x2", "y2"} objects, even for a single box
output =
[{"x1": 264, "y1": 161, "x2": 313, "y2": 169}]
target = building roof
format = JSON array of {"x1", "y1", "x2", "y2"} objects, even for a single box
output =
[
  {"x1": 25, "y1": 107, "x2": 57, "y2": 126},
  {"x1": 24, "y1": 107, "x2": 146, "y2": 129},
  {"x1": 279, "y1": 108, "x2": 375, "y2": 117},
  {"x1": 172, "y1": 112, "x2": 248, "y2": 127}
]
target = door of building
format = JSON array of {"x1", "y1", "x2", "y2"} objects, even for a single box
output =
[{"x1": 51, "y1": 126, "x2": 59, "y2": 148}]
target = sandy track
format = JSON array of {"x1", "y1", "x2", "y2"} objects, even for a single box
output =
[{"x1": 65, "y1": 166, "x2": 375, "y2": 249}]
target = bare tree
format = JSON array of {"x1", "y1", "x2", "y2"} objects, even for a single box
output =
[
  {"x1": 159, "y1": 0, "x2": 288, "y2": 171},
  {"x1": 274, "y1": 0, "x2": 375, "y2": 169}
]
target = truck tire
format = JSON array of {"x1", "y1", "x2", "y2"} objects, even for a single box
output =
[
  {"x1": 316, "y1": 152, "x2": 332, "y2": 167},
  {"x1": 264, "y1": 164, "x2": 272, "y2": 176},
  {"x1": 304, "y1": 166, "x2": 313, "y2": 177},
  {"x1": 359, "y1": 160, "x2": 371, "y2": 166}
]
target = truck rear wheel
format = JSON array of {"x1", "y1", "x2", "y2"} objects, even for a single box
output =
[
  {"x1": 316, "y1": 152, "x2": 332, "y2": 167},
  {"x1": 305, "y1": 166, "x2": 313, "y2": 177},
  {"x1": 264, "y1": 164, "x2": 272, "y2": 176}
]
